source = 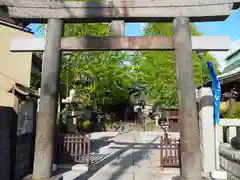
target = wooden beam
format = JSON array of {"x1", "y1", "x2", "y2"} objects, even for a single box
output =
[
  {"x1": 4, "y1": 4, "x2": 233, "y2": 23},
  {"x1": 0, "y1": 0, "x2": 239, "y2": 8},
  {"x1": 10, "y1": 36, "x2": 231, "y2": 52}
]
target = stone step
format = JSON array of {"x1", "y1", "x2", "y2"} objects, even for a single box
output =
[{"x1": 61, "y1": 170, "x2": 180, "y2": 180}]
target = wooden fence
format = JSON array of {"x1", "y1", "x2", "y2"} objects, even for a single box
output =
[
  {"x1": 160, "y1": 136, "x2": 181, "y2": 168},
  {"x1": 56, "y1": 133, "x2": 91, "y2": 166}
]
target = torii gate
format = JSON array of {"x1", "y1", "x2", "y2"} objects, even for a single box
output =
[{"x1": 0, "y1": 0, "x2": 239, "y2": 179}]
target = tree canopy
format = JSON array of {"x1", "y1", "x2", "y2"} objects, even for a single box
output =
[
  {"x1": 131, "y1": 23, "x2": 219, "y2": 106},
  {"x1": 31, "y1": 22, "x2": 219, "y2": 108},
  {"x1": 60, "y1": 23, "x2": 134, "y2": 108}
]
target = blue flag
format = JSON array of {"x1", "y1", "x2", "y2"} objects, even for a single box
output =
[{"x1": 207, "y1": 61, "x2": 221, "y2": 125}]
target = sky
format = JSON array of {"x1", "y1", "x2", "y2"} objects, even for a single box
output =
[
  {"x1": 28, "y1": 10, "x2": 240, "y2": 70},
  {"x1": 29, "y1": 10, "x2": 240, "y2": 40}
]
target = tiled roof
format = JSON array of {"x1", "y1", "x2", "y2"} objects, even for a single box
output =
[{"x1": 8, "y1": 83, "x2": 39, "y2": 98}]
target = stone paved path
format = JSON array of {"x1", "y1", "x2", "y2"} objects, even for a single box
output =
[{"x1": 60, "y1": 131, "x2": 180, "y2": 180}]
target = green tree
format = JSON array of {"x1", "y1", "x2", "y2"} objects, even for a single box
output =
[
  {"x1": 31, "y1": 21, "x2": 219, "y2": 109},
  {"x1": 62, "y1": 23, "x2": 134, "y2": 108},
  {"x1": 132, "y1": 23, "x2": 219, "y2": 106}
]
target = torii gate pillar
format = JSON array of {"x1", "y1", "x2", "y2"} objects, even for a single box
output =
[
  {"x1": 173, "y1": 17, "x2": 202, "y2": 180},
  {"x1": 32, "y1": 18, "x2": 63, "y2": 179}
]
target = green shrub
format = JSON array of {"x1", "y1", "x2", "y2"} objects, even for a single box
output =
[
  {"x1": 222, "y1": 102, "x2": 240, "y2": 119},
  {"x1": 82, "y1": 120, "x2": 91, "y2": 129}
]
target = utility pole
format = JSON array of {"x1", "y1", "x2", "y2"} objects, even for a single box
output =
[
  {"x1": 173, "y1": 17, "x2": 202, "y2": 180},
  {"x1": 32, "y1": 18, "x2": 63, "y2": 179}
]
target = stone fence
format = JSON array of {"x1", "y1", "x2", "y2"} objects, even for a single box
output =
[
  {"x1": 14, "y1": 133, "x2": 34, "y2": 180},
  {"x1": 219, "y1": 119, "x2": 240, "y2": 143},
  {"x1": 219, "y1": 119, "x2": 240, "y2": 180},
  {"x1": 197, "y1": 87, "x2": 240, "y2": 180},
  {"x1": 220, "y1": 143, "x2": 240, "y2": 180}
]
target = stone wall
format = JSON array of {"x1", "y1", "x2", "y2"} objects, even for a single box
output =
[
  {"x1": 0, "y1": 106, "x2": 16, "y2": 180},
  {"x1": 15, "y1": 134, "x2": 34, "y2": 180},
  {"x1": 0, "y1": 106, "x2": 34, "y2": 180},
  {"x1": 220, "y1": 143, "x2": 240, "y2": 180}
]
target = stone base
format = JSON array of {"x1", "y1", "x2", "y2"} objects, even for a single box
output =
[
  {"x1": 22, "y1": 174, "x2": 63, "y2": 180},
  {"x1": 57, "y1": 163, "x2": 88, "y2": 171},
  {"x1": 171, "y1": 175, "x2": 210, "y2": 180},
  {"x1": 210, "y1": 170, "x2": 227, "y2": 180},
  {"x1": 49, "y1": 174, "x2": 63, "y2": 180}
]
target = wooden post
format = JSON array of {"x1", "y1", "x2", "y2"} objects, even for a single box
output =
[
  {"x1": 32, "y1": 19, "x2": 63, "y2": 179},
  {"x1": 173, "y1": 17, "x2": 202, "y2": 180}
]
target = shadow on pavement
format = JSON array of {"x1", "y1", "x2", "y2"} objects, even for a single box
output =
[{"x1": 72, "y1": 135, "x2": 158, "y2": 180}]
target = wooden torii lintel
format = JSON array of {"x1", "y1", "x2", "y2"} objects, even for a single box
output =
[
  {"x1": 9, "y1": 36, "x2": 232, "y2": 52},
  {"x1": 0, "y1": 0, "x2": 239, "y2": 22}
]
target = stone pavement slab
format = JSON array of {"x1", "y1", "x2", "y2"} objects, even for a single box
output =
[
  {"x1": 60, "y1": 132, "x2": 181, "y2": 180},
  {"x1": 61, "y1": 170, "x2": 180, "y2": 180}
]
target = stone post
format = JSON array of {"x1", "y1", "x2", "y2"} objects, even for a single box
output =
[
  {"x1": 219, "y1": 126, "x2": 224, "y2": 144},
  {"x1": 173, "y1": 17, "x2": 201, "y2": 180},
  {"x1": 32, "y1": 18, "x2": 63, "y2": 179},
  {"x1": 198, "y1": 87, "x2": 215, "y2": 173}
]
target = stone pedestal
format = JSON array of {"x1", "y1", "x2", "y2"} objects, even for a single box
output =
[
  {"x1": 231, "y1": 135, "x2": 240, "y2": 149},
  {"x1": 198, "y1": 88, "x2": 215, "y2": 173},
  {"x1": 22, "y1": 174, "x2": 62, "y2": 180},
  {"x1": 227, "y1": 127, "x2": 237, "y2": 143},
  {"x1": 231, "y1": 127, "x2": 240, "y2": 149}
]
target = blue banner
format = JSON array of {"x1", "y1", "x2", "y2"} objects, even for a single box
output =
[{"x1": 207, "y1": 61, "x2": 221, "y2": 125}]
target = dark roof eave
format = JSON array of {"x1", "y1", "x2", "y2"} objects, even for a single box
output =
[
  {"x1": 196, "y1": 74, "x2": 240, "y2": 90},
  {"x1": 225, "y1": 48, "x2": 240, "y2": 60},
  {"x1": 8, "y1": 83, "x2": 40, "y2": 98},
  {"x1": 233, "y1": 2, "x2": 240, "y2": 9}
]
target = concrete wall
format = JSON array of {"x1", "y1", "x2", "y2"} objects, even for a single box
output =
[
  {"x1": 0, "y1": 23, "x2": 33, "y2": 107},
  {"x1": 220, "y1": 144, "x2": 240, "y2": 180}
]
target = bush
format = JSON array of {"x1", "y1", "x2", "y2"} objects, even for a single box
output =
[
  {"x1": 221, "y1": 102, "x2": 240, "y2": 119},
  {"x1": 82, "y1": 120, "x2": 91, "y2": 129}
]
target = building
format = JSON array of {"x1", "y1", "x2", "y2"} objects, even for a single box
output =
[
  {"x1": 0, "y1": 20, "x2": 41, "y2": 107},
  {"x1": 197, "y1": 42, "x2": 240, "y2": 116},
  {"x1": 197, "y1": 40, "x2": 240, "y2": 91},
  {"x1": 218, "y1": 45, "x2": 240, "y2": 86},
  {"x1": 0, "y1": 19, "x2": 42, "y2": 179},
  {"x1": 0, "y1": 20, "x2": 42, "y2": 135}
]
